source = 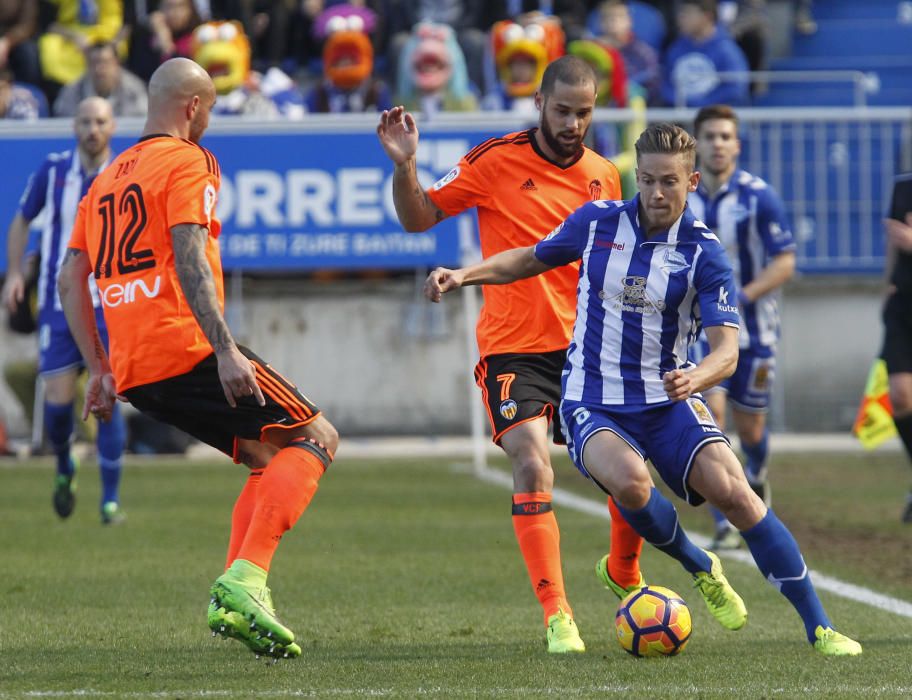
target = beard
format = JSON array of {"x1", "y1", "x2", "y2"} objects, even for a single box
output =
[
  {"x1": 80, "y1": 138, "x2": 103, "y2": 157},
  {"x1": 539, "y1": 114, "x2": 585, "y2": 159}
]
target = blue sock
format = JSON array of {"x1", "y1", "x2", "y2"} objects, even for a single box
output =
[
  {"x1": 96, "y1": 404, "x2": 125, "y2": 506},
  {"x1": 614, "y1": 487, "x2": 712, "y2": 575},
  {"x1": 742, "y1": 430, "x2": 769, "y2": 482},
  {"x1": 741, "y1": 509, "x2": 830, "y2": 642},
  {"x1": 46, "y1": 402, "x2": 75, "y2": 476}
]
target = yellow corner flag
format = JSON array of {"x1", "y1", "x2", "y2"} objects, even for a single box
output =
[{"x1": 852, "y1": 358, "x2": 897, "y2": 449}]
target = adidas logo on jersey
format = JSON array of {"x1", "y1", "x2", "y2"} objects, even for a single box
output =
[{"x1": 520, "y1": 178, "x2": 537, "y2": 191}]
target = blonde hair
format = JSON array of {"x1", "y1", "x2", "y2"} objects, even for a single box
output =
[{"x1": 635, "y1": 122, "x2": 697, "y2": 171}]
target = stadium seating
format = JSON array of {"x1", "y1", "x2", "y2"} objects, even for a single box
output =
[{"x1": 760, "y1": 0, "x2": 912, "y2": 107}]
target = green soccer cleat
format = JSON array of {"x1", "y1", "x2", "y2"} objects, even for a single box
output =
[
  {"x1": 52, "y1": 457, "x2": 79, "y2": 519},
  {"x1": 692, "y1": 550, "x2": 748, "y2": 631},
  {"x1": 208, "y1": 560, "x2": 300, "y2": 660},
  {"x1": 207, "y1": 596, "x2": 303, "y2": 660},
  {"x1": 595, "y1": 555, "x2": 646, "y2": 600},
  {"x1": 546, "y1": 608, "x2": 586, "y2": 654},
  {"x1": 101, "y1": 501, "x2": 126, "y2": 525},
  {"x1": 813, "y1": 626, "x2": 862, "y2": 656}
]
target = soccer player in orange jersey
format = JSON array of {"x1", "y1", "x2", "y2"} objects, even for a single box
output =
[
  {"x1": 377, "y1": 55, "x2": 646, "y2": 653},
  {"x1": 57, "y1": 58, "x2": 338, "y2": 661}
]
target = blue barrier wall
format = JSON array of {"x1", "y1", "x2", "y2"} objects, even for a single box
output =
[
  {"x1": 1, "y1": 110, "x2": 908, "y2": 275},
  {"x1": 0, "y1": 122, "x2": 501, "y2": 274}
]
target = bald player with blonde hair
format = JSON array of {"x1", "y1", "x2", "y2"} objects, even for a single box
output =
[{"x1": 58, "y1": 58, "x2": 338, "y2": 660}]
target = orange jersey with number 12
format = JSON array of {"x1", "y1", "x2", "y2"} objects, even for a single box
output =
[
  {"x1": 68, "y1": 135, "x2": 223, "y2": 393},
  {"x1": 427, "y1": 129, "x2": 622, "y2": 357}
]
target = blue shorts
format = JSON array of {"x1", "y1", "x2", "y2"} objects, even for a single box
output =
[
  {"x1": 559, "y1": 398, "x2": 729, "y2": 506},
  {"x1": 39, "y1": 321, "x2": 110, "y2": 376},
  {"x1": 689, "y1": 340, "x2": 776, "y2": 413}
]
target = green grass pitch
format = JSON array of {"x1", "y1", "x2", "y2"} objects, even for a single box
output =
[{"x1": 1, "y1": 450, "x2": 910, "y2": 698}]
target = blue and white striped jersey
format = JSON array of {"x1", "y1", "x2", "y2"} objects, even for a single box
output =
[
  {"x1": 18, "y1": 149, "x2": 109, "y2": 331},
  {"x1": 688, "y1": 169, "x2": 795, "y2": 349},
  {"x1": 534, "y1": 196, "x2": 740, "y2": 406}
]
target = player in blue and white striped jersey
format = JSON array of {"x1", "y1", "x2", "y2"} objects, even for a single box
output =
[
  {"x1": 1, "y1": 97, "x2": 127, "y2": 525},
  {"x1": 425, "y1": 123, "x2": 861, "y2": 655},
  {"x1": 688, "y1": 105, "x2": 796, "y2": 549}
]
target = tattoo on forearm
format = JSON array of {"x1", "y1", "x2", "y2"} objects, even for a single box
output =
[
  {"x1": 93, "y1": 332, "x2": 106, "y2": 361},
  {"x1": 393, "y1": 159, "x2": 442, "y2": 226},
  {"x1": 61, "y1": 248, "x2": 84, "y2": 267},
  {"x1": 171, "y1": 224, "x2": 234, "y2": 353}
]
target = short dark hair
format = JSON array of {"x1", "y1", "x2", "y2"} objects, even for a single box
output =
[
  {"x1": 87, "y1": 41, "x2": 117, "y2": 58},
  {"x1": 540, "y1": 55, "x2": 598, "y2": 96},
  {"x1": 680, "y1": 0, "x2": 718, "y2": 21},
  {"x1": 694, "y1": 104, "x2": 739, "y2": 137},
  {"x1": 635, "y1": 122, "x2": 697, "y2": 171}
]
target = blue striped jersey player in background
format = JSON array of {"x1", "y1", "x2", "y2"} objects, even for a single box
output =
[
  {"x1": 424, "y1": 122, "x2": 861, "y2": 656},
  {"x1": 1, "y1": 97, "x2": 127, "y2": 525},
  {"x1": 687, "y1": 104, "x2": 796, "y2": 550}
]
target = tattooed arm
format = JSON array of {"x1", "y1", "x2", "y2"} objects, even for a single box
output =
[
  {"x1": 376, "y1": 106, "x2": 447, "y2": 232},
  {"x1": 58, "y1": 247, "x2": 117, "y2": 421},
  {"x1": 171, "y1": 224, "x2": 264, "y2": 407},
  {"x1": 391, "y1": 157, "x2": 448, "y2": 232}
]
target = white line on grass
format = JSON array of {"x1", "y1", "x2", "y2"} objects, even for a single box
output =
[
  {"x1": 9, "y1": 687, "x2": 912, "y2": 698},
  {"x1": 10, "y1": 685, "x2": 912, "y2": 698},
  {"x1": 474, "y1": 465, "x2": 912, "y2": 619}
]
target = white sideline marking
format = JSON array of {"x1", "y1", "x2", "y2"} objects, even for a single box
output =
[
  {"x1": 474, "y1": 466, "x2": 912, "y2": 619},
  {"x1": 10, "y1": 686, "x2": 912, "y2": 697},
  {"x1": 9, "y1": 687, "x2": 912, "y2": 698}
]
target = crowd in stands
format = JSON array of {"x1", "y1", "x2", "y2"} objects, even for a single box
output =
[{"x1": 0, "y1": 0, "x2": 818, "y2": 121}]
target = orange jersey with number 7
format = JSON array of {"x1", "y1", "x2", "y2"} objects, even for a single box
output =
[
  {"x1": 67, "y1": 135, "x2": 223, "y2": 393},
  {"x1": 427, "y1": 129, "x2": 622, "y2": 357}
]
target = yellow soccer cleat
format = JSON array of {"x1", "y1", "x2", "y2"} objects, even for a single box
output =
[
  {"x1": 546, "y1": 608, "x2": 586, "y2": 654},
  {"x1": 813, "y1": 626, "x2": 862, "y2": 656},
  {"x1": 595, "y1": 555, "x2": 646, "y2": 600},
  {"x1": 692, "y1": 550, "x2": 748, "y2": 631}
]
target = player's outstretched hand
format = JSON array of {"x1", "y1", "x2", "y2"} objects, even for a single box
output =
[
  {"x1": 83, "y1": 372, "x2": 118, "y2": 422},
  {"x1": 377, "y1": 106, "x2": 419, "y2": 165},
  {"x1": 662, "y1": 368, "x2": 693, "y2": 402},
  {"x1": 425, "y1": 267, "x2": 466, "y2": 302},
  {"x1": 216, "y1": 346, "x2": 266, "y2": 408}
]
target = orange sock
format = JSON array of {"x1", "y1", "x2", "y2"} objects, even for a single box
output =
[
  {"x1": 512, "y1": 492, "x2": 570, "y2": 624},
  {"x1": 607, "y1": 496, "x2": 644, "y2": 587},
  {"x1": 234, "y1": 438, "x2": 331, "y2": 571},
  {"x1": 225, "y1": 469, "x2": 263, "y2": 570}
]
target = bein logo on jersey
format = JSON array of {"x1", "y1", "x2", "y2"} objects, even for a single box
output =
[
  {"x1": 101, "y1": 275, "x2": 162, "y2": 308},
  {"x1": 604, "y1": 275, "x2": 666, "y2": 314}
]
